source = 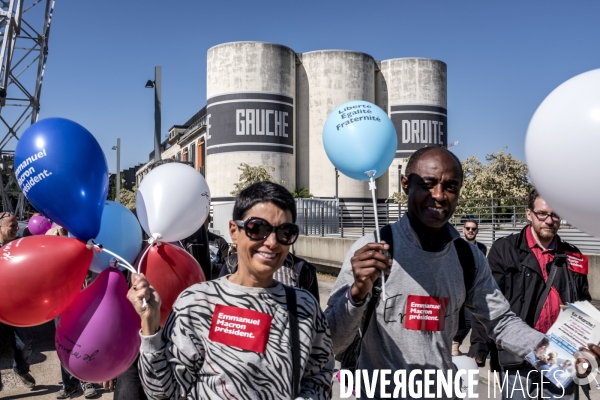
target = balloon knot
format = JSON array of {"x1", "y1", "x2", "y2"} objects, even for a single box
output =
[
  {"x1": 109, "y1": 257, "x2": 119, "y2": 269},
  {"x1": 148, "y1": 234, "x2": 162, "y2": 245},
  {"x1": 85, "y1": 239, "x2": 96, "y2": 250}
]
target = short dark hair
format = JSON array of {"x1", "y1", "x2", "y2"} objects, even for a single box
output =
[
  {"x1": 528, "y1": 188, "x2": 540, "y2": 211},
  {"x1": 464, "y1": 219, "x2": 478, "y2": 228},
  {"x1": 232, "y1": 181, "x2": 297, "y2": 222},
  {"x1": 404, "y1": 147, "x2": 463, "y2": 183}
]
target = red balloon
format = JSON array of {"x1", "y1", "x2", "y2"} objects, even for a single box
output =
[
  {"x1": 0, "y1": 236, "x2": 92, "y2": 326},
  {"x1": 137, "y1": 242, "x2": 205, "y2": 326}
]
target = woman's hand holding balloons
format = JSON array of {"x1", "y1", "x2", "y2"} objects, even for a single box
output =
[
  {"x1": 128, "y1": 273, "x2": 161, "y2": 336},
  {"x1": 136, "y1": 242, "x2": 205, "y2": 327}
]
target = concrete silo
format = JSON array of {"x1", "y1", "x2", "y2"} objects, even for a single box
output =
[
  {"x1": 378, "y1": 58, "x2": 447, "y2": 197},
  {"x1": 206, "y1": 42, "x2": 296, "y2": 200},
  {"x1": 296, "y1": 50, "x2": 377, "y2": 201}
]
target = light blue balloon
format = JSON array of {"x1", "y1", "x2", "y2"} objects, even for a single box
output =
[
  {"x1": 89, "y1": 200, "x2": 143, "y2": 273},
  {"x1": 323, "y1": 100, "x2": 397, "y2": 181}
]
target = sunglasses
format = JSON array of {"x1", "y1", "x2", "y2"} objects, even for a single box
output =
[
  {"x1": 235, "y1": 217, "x2": 299, "y2": 245},
  {"x1": 464, "y1": 227, "x2": 477, "y2": 231},
  {"x1": 0, "y1": 212, "x2": 14, "y2": 219}
]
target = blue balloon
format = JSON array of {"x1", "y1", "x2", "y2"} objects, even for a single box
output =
[
  {"x1": 14, "y1": 118, "x2": 108, "y2": 241},
  {"x1": 88, "y1": 201, "x2": 143, "y2": 273},
  {"x1": 323, "y1": 100, "x2": 397, "y2": 181}
]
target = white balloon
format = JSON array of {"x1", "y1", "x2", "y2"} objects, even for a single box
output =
[
  {"x1": 526, "y1": 68, "x2": 600, "y2": 236},
  {"x1": 136, "y1": 163, "x2": 211, "y2": 242}
]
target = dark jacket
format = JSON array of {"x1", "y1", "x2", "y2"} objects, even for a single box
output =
[
  {"x1": 207, "y1": 230, "x2": 229, "y2": 278},
  {"x1": 469, "y1": 225, "x2": 591, "y2": 367},
  {"x1": 219, "y1": 253, "x2": 320, "y2": 303},
  {"x1": 180, "y1": 225, "x2": 213, "y2": 281}
]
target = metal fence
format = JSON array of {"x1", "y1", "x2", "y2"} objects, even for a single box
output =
[
  {"x1": 295, "y1": 198, "x2": 339, "y2": 236},
  {"x1": 297, "y1": 197, "x2": 600, "y2": 254}
]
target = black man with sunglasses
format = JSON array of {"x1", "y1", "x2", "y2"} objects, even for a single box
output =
[
  {"x1": 469, "y1": 188, "x2": 590, "y2": 400},
  {"x1": 326, "y1": 147, "x2": 548, "y2": 399}
]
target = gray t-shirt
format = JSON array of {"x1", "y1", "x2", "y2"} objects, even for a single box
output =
[{"x1": 325, "y1": 214, "x2": 545, "y2": 399}]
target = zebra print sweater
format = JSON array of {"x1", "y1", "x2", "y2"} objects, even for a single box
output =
[{"x1": 139, "y1": 276, "x2": 334, "y2": 400}]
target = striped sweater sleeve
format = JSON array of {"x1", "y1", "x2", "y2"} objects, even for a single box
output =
[
  {"x1": 296, "y1": 290, "x2": 335, "y2": 399},
  {"x1": 139, "y1": 305, "x2": 203, "y2": 399}
]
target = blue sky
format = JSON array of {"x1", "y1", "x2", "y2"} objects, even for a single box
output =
[{"x1": 29, "y1": 0, "x2": 600, "y2": 172}]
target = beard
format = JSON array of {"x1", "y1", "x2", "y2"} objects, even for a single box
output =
[{"x1": 533, "y1": 223, "x2": 558, "y2": 242}]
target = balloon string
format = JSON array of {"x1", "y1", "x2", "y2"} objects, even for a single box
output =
[
  {"x1": 100, "y1": 245, "x2": 148, "y2": 309},
  {"x1": 98, "y1": 246, "x2": 137, "y2": 275},
  {"x1": 367, "y1": 173, "x2": 386, "y2": 302},
  {"x1": 137, "y1": 242, "x2": 154, "y2": 274}
]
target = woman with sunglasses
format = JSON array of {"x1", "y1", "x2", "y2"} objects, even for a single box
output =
[{"x1": 128, "y1": 181, "x2": 334, "y2": 400}]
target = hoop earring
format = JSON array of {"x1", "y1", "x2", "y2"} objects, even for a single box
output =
[{"x1": 226, "y1": 243, "x2": 238, "y2": 272}]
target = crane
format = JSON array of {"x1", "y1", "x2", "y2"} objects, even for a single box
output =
[{"x1": 0, "y1": 0, "x2": 54, "y2": 218}]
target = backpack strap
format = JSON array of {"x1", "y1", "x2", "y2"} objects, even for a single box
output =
[
  {"x1": 379, "y1": 224, "x2": 394, "y2": 269},
  {"x1": 453, "y1": 238, "x2": 477, "y2": 295},
  {"x1": 284, "y1": 285, "x2": 301, "y2": 397},
  {"x1": 453, "y1": 238, "x2": 477, "y2": 330}
]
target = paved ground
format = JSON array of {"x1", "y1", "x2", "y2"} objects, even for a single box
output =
[{"x1": 2, "y1": 273, "x2": 599, "y2": 399}]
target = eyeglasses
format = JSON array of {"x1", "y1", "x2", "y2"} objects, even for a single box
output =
[
  {"x1": 235, "y1": 217, "x2": 299, "y2": 245},
  {"x1": 531, "y1": 210, "x2": 560, "y2": 222},
  {"x1": 464, "y1": 227, "x2": 477, "y2": 231}
]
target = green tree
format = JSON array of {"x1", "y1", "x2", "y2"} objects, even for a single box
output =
[
  {"x1": 108, "y1": 172, "x2": 127, "y2": 201},
  {"x1": 458, "y1": 148, "x2": 532, "y2": 221},
  {"x1": 460, "y1": 148, "x2": 531, "y2": 200},
  {"x1": 230, "y1": 163, "x2": 275, "y2": 196},
  {"x1": 292, "y1": 187, "x2": 313, "y2": 198},
  {"x1": 120, "y1": 184, "x2": 138, "y2": 209},
  {"x1": 387, "y1": 191, "x2": 408, "y2": 205}
]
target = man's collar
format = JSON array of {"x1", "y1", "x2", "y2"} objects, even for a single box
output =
[
  {"x1": 525, "y1": 225, "x2": 557, "y2": 251},
  {"x1": 406, "y1": 211, "x2": 454, "y2": 252}
]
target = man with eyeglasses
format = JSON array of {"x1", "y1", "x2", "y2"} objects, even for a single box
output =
[
  {"x1": 0, "y1": 212, "x2": 36, "y2": 391},
  {"x1": 469, "y1": 188, "x2": 590, "y2": 400}
]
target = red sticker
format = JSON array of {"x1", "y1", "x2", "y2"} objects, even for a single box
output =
[
  {"x1": 404, "y1": 295, "x2": 449, "y2": 331},
  {"x1": 208, "y1": 304, "x2": 272, "y2": 354},
  {"x1": 565, "y1": 251, "x2": 588, "y2": 275}
]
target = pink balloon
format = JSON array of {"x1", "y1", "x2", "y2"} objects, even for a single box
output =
[
  {"x1": 55, "y1": 268, "x2": 141, "y2": 382},
  {"x1": 27, "y1": 216, "x2": 52, "y2": 235}
]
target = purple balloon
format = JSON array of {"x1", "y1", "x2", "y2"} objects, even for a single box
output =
[
  {"x1": 55, "y1": 268, "x2": 141, "y2": 382},
  {"x1": 27, "y1": 216, "x2": 52, "y2": 235}
]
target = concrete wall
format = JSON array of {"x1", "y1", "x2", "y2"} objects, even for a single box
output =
[
  {"x1": 374, "y1": 63, "x2": 391, "y2": 199},
  {"x1": 298, "y1": 50, "x2": 376, "y2": 200},
  {"x1": 206, "y1": 42, "x2": 296, "y2": 199},
  {"x1": 293, "y1": 235, "x2": 356, "y2": 273},
  {"x1": 295, "y1": 56, "x2": 310, "y2": 191},
  {"x1": 379, "y1": 58, "x2": 447, "y2": 198},
  {"x1": 380, "y1": 58, "x2": 447, "y2": 107}
]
